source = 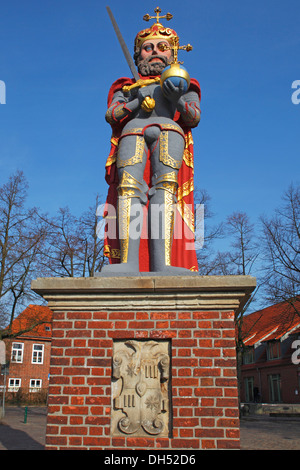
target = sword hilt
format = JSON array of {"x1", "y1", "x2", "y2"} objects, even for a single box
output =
[
  {"x1": 122, "y1": 77, "x2": 160, "y2": 93},
  {"x1": 122, "y1": 77, "x2": 160, "y2": 112}
]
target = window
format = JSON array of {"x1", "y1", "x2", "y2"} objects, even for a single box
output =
[
  {"x1": 243, "y1": 347, "x2": 254, "y2": 364},
  {"x1": 30, "y1": 379, "x2": 42, "y2": 392},
  {"x1": 244, "y1": 376, "x2": 254, "y2": 402},
  {"x1": 267, "y1": 341, "x2": 281, "y2": 360},
  {"x1": 32, "y1": 344, "x2": 44, "y2": 364},
  {"x1": 8, "y1": 378, "x2": 21, "y2": 392},
  {"x1": 11, "y1": 343, "x2": 24, "y2": 363},
  {"x1": 268, "y1": 374, "x2": 282, "y2": 402}
]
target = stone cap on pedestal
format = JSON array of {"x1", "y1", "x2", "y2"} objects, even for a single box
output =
[{"x1": 31, "y1": 275, "x2": 256, "y2": 313}]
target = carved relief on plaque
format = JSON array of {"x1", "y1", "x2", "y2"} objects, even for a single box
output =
[{"x1": 111, "y1": 340, "x2": 170, "y2": 437}]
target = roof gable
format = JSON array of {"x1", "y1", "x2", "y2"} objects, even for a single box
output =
[
  {"x1": 8, "y1": 304, "x2": 53, "y2": 339},
  {"x1": 242, "y1": 300, "x2": 300, "y2": 346}
]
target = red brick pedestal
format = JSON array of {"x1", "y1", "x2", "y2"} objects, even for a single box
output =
[{"x1": 32, "y1": 275, "x2": 255, "y2": 450}]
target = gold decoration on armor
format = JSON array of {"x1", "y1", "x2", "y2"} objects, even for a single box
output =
[
  {"x1": 158, "y1": 123, "x2": 185, "y2": 136},
  {"x1": 159, "y1": 131, "x2": 182, "y2": 169},
  {"x1": 121, "y1": 127, "x2": 143, "y2": 135},
  {"x1": 154, "y1": 171, "x2": 178, "y2": 195},
  {"x1": 117, "y1": 188, "x2": 136, "y2": 197},
  {"x1": 106, "y1": 104, "x2": 129, "y2": 124},
  {"x1": 164, "y1": 191, "x2": 175, "y2": 266},
  {"x1": 118, "y1": 169, "x2": 149, "y2": 205},
  {"x1": 117, "y1": 135, "x2": 144, "y2": 168},
  {"x1": 117, "y1": 171, "x2": 145, "y2": 264},
  {"x1": 121, "y1": 123, "x2": 184, "y2": 137},
  {"x1": 105, "y1": 108, "x2": 115, "y2": 125},
  {"x1": 117, "y1": 196, "x2": 131, "y2": 263},
  {"x1": 118, "y1": 171, "x2": 144, "y2": 196}
]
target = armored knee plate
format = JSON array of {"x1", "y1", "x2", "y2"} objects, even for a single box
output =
[
  {"x1": 117, "y1": 170, "x2": 148, "y2": 205},
  {"x1": 149, "y1": 171, "x2": 178, "y2": 199}
]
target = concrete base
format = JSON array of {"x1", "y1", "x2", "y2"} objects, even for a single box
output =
[{"x1": 32, "y1": 275, "x2": 256, "y2": 312}]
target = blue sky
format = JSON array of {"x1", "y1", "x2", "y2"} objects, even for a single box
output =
[{"x1": 0, "y1": 0, "x2": 299, "y2": 232}]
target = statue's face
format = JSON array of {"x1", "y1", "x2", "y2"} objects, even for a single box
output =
[
  {"x1": 137, "y1": 39, "x2": 172, "y2": 76},
  {"x1": 140, "y1": 39, "x2": 172, "y2": 63}
]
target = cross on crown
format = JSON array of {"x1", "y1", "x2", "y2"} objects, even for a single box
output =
[{"x1": 143, "y1": 7, "x2": 173, "y2": 24}]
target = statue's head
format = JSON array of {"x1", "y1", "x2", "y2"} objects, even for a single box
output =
[{"x1": 134, "y1": 8, "x2": 178, "y2": 76}]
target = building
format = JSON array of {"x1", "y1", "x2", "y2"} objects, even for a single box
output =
[
  {"x1": 1, "y1": 305, "x2": 52, "y2": 402},
  {"x1": 240, "y1": 299, "x2": 300, "y2": 404}
]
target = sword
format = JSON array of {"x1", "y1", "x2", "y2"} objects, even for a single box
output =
[
  {"x1": 106, "y1": 5, "x2": 159, "y2": 108},
  {"x1": 106, "y1": 6, "x2": 140, "y2": 82}
]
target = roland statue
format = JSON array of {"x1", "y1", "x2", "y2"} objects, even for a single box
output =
[{"x1": 102, "y1": 7, "x2": 201, "y2": 275}]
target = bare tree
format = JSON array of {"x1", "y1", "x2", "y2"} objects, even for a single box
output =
[
  {"x1": 260, "y1": 183, "x2": 300, "y2": 310},
  {"x1": 195, "y1": 189, "x2": 225, "y2": 274},
  {"x1": 224, "y1": 212, "x2": 259, "y2": 275},
  {"x1": 38, "y1": 194, "x2": 107, "y2": 278},
  {"x1": 0, "y1": 171, "x2": 47, "y2": 333},
  {"x1": 0, "y1": 174, "x2": 107, "y2": 337},
  {"x1": 77, "y1": 194, "x2": 107, "y2": 276}
]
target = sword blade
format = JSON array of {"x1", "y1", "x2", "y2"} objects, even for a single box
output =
[{"x1": 106, "y1": 6, "x2": 140, "y2": 82}]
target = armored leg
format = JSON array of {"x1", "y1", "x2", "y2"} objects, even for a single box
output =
[
  {"x1": 102, "y1": 133, "x2": 148, "y2": 274},
  {"x1": 148, "y1": 171, "x2": 178, "y2": 271},
  {"x1": 117, "y1": 169, "x2": 148, "y2": 271},
  {"x1": 148, "y1": 130, "x2": 194, "y2": 274}
]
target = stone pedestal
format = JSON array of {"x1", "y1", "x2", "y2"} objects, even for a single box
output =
[{"x1": 32, "y1": 275, "x2": 255, "y2": 450}]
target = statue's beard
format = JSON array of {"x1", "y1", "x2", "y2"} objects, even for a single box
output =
[{"x1": 137, "y1": 55, "x2": 169, "y2": 76}]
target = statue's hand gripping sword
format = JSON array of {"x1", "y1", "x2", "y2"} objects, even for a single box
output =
[{"x1": 106, "y1": 6, "x2": 158, "y2": 111}]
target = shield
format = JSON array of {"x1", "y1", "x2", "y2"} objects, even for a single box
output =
[{"x1": 112, "y1": 340, "x2": 170, "y2": 437}]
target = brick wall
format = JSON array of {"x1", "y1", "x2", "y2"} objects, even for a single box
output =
[{"x1": 46, "y1": 308, "x2": 240, "y2": 450}]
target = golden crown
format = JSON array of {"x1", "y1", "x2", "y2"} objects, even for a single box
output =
[{"x1": 134, "y1": 7, "x2": 178, "y2": 51}]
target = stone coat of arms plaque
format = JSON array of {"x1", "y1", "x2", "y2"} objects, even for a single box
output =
[{"x1": 111, "y1": 340, "x2": 170, "y2": 437}]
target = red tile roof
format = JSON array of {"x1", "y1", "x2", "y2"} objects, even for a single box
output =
[
  {"x1": 242, "y1": 299, "x2": 300, "y2": 346},
  {"x1": 8, "y1": 304, "x2": 53, "y2": 339}
]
